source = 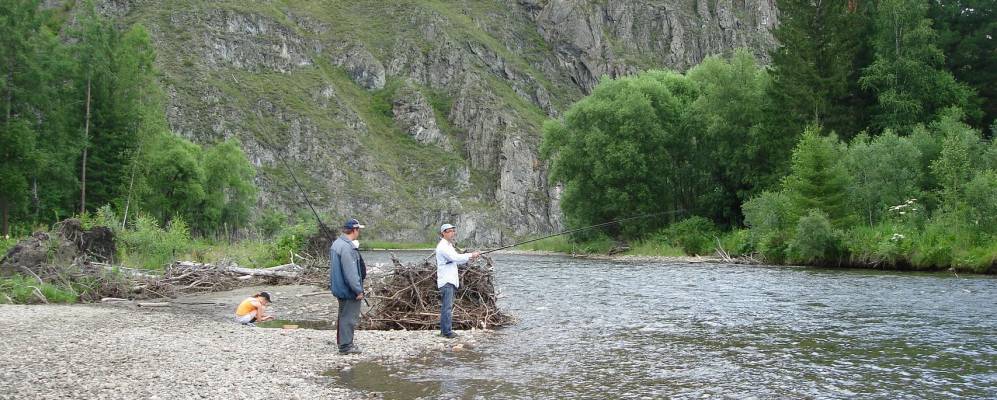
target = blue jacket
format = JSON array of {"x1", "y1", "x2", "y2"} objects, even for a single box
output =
[{"x1": 329, "y1": 235, "x2": 366, "y2": 299}]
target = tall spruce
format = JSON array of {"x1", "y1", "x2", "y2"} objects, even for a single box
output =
[
  {"x1": 0, "y1": 0, "x2": 43, "y2": 237},
  {"x1": 928, "y1": 0, "x2": 996, "y2": 131},
  {"x1": 768, "y1": 0, "x2": 874, "y2": 139}
]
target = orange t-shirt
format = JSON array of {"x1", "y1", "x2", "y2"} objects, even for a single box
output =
[{"x1": 235, "y1": 297, "x2": 260, "y2": 316}]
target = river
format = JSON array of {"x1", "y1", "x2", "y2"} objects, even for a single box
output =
[{"x1": 344, "y1": 252, "x2": 996, "y2": 399}]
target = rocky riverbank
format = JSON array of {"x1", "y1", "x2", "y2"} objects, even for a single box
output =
[{"x1": 0, "y1": 285, "x2": 483, "y2": 399}]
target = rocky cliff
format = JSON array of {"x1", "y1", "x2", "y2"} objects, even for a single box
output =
[{"x1": 94, "y1": 0, "x2": 776, "y2": 244}]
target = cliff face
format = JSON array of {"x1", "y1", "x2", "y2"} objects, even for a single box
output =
[{"x1": 95, "y1": 0, "x2": 776, "y2": 244}]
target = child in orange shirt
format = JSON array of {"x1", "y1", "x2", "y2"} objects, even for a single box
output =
[{"x1": 234, "y1": 291, "x2": 275, "y2": 325}]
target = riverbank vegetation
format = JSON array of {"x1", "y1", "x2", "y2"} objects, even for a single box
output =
[{"x1": 541, "y1": 0, "x2": 996, "y2": 273}]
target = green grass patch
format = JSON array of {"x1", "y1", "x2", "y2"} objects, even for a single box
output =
[
  {"x1": 1, "y1": 236, "x2": 18, "y2": 256},
  {"x1": 522, "y1": 235, "x2": 615, "y2": 254},
  {"x1": 0, "y1": 275, "x2": 78, "y2": 304},
  {"x1": 625, "y1": 239, "x2": 687, "y2": 257}
]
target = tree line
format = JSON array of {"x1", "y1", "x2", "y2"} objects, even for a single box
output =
[
  {"x1": 1, "y1": 0, "x2": 256, "y2": 238},
  {"x1": 542, "y1": 0, "x2": 996, "y2": 271}
]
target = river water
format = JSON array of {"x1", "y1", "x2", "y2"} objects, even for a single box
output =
[{"x1": 346, "y1": 252, "x2": 996, "y2": 399}]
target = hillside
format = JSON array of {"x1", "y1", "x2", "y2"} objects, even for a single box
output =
[{"x1": 93, "y1": 0, "x2": 777, "y2": 243}]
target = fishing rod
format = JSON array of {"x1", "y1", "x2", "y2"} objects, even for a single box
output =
[
  {"x1": 275, "y1": 156, "x2": 331, "y2": 235},
  {"x1": 477, "y1": 209, "x2": 685, "y2": 255}
]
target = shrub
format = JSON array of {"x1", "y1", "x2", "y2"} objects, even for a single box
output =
[
  {"x1": 260, "y1": 223, "x2": 314, "y2": 267},
  {"x1": 786, "y1": 210, "x2": 843, "y2": 265},
  {"x1": 964, "y1": 170, "x2": 997, "y2": 237},
  {"x1": 718, "y1": 229, "x2": 752, "y2": 257},
  {"x1": 118, "y1": 214, "x2": 194, "y2": 269},
  {"x1": 743, "y1": 190, "x2": 794, "y2": 243},
  {"x1": 664, "y1": 216, "x2": 718, "y2": 256}
]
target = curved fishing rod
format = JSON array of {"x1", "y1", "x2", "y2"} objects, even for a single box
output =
[
  {"x1": 275, "y1": 156, "x2": 330, "y2": 234},
  {"x1": 478, "y1": 209, "x2": 686, "y2": 255}
]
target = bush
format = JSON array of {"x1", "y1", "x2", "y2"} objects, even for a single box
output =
[
  {"x1": 909, "y1": 216, "x2": 959, "y2": 269},
  {"x1": 757, "y1": 231, "x2": 790, "y2": 264},
  {"x1": 965, "y1": 170, "x2": 997, "y2": 237},
  {"x1": 0, "y1": 275, "x2": 78, "y2": 304},
  {"x1": 718, "y1": 229, "x2": 752, "y2": 257},
  {"x1": 118, "y1": 214, "x2": 194, "y2": 269},
  {"x1": 663, "y1": 216, "x2": 718, "y2": 256},
  {"x1": 786, "y1": 210, "x2": 843, "y2": 265},
  {"x1": 260, "y1": 223, "x2": 314, "y2": 267},
  {"x1": 845, "y1": 223, "x2": 913, "y2": 267},
  {"x1": 743, "y1": 190, "x2": 794, "y2": 243}
]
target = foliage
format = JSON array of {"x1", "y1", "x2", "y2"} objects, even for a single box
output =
[
  {"x1": 522, "y1": 234, "x2": 616, "y2": 254},
  {"x1": 786, "y1": 210, "x2": 843, "y2": 265},
  {"x1": 542, "y1": 70, "x2": 699, "y2": 237},
  {"x1": 257, "y1": 223, "x2": 314, "y2": 267},
  {"x1": 686, "y1": 50, "x2": 786, "y2": 225},
  {"x1": 929, "y1": 0, "x2": 996, "y2": 130},
  {"x1": 662, "y1": 216, "x2": 718, "y2": 256},
  {"x1": 0, "y1": 275, "x2": 78, "y2": 304},
  {"x1": 842, "y1": 131, "x2": 923, "y2": 225},
  {"x1": 117, "y1": 214, "x2": 194, "y2": 269},
  {"x1": 137, "y1": 132, "x2": 206, "y2": 226},
  {"x1": 782, "y1": 127, "x2": 854, "y2": 226},
  {"x1": 200, "y1": 139, "x2": 257, "y2": 233},
  {"x1": 859, "y1": 0, "x2": 975, "y2": 131},
  {"x1": 963, "y1": 170, "x2": 997, "y2": 237},
  {"x1": 768, "y1": 0, "x2": 874, "y2": 138}
]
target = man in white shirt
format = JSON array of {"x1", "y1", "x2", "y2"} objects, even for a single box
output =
[{"x1": 435, "y1": 223, "x2": 480, "y2": 338}]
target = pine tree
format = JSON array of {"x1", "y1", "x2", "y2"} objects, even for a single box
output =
[
  {"x1": 782, "y1": 127, "x2": 854, "y2": 227},
  {"x1": 0, "y1": 0, "x2": 43, "y2": 236},
  {"x1": 767, "y1": 0, "x2": 874, "y2": 139},
  {"x1": 929, "y1": 0, "x2": 996, "y2": 131}
]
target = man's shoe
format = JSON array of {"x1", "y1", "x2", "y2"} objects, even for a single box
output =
[
  {"x1": 339, "y1": 346, "x2": 362, "y2": 355},
  {"x1": 442, "y1": 332, "x2": 458, "y2": 339}
]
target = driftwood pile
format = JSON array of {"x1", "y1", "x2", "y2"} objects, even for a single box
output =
[
  {"x1": 362, "y1": 255, "x2": 514, "y2": 330},
  {"x1": 136, "y1": 261, "x2": 325, "y2": 297}
]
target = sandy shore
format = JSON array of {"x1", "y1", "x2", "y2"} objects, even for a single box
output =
[{"x1": 0, "y1": 285, "x2": 481, "y2": 399}]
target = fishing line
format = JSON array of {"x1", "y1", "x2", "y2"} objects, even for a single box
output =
[{"x1": 478, "y1": 209, "x2": 686, "y2": 255}]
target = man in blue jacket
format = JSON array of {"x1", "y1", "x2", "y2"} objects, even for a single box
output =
[{"x1": 330, "y1": 218, "x2": 367, "y2": 354}]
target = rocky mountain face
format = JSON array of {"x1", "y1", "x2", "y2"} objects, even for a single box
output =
[{"x1": 94, "y1": 0, "x2": 777, "y2": 244}]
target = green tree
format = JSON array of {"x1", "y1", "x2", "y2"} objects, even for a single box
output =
[
  {"x1": 767, "y1": 0, "x2": 874, "y2": 139},
  {"x1": 964, "y1": 170, "x2": 997, "y2": 237},
  {"x1": 859, "y1": 0, "x2": 975, "y2": 132},
  {"x1": 200, "y1": 139, "x2": 257, "y2": 234},
  {"x1": 541, "y1": 71, "x2": 700, "y2": 237},
  {"x1": 0, "y1": 0, "x2": 43, "y2": 236},
  {"x1": 138, "y1": 133, "x2": 206, "y2": 226},
  {"x1": 930, "y1": 117, "x2": 984, "y2": 208},
  {"x1": 71, "y1": 3, "x2": 158, "y2": 213},
  {"x1": 686, "y1": 50, "x2": 787, "y2": 226},
  {"x1": 929, "y1": 0, "x2": 996, "y2": 131},
  {"x1": 843, "y1": 131, "x2": 923, "y2": 225},
  {"x1": 782, "y1": 127, "x2": 854, "y2": 227}
]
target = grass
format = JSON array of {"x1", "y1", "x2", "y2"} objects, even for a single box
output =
[
  {"x1": 522, "y1": 236, "x2": 616, "y2": 254},
  {"x1": 1, "y1": 236, "x2": 18, "y2": 256},
  {"x1": 0, "y1": 275, "x2": 78, "y2": 304},
  {"x1": 625, "y1": 240, "x2": 687, "y2": 257}
]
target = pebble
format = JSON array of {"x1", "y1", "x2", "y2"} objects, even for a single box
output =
[{"x1": 0, "y1": 301, "x2": 470, "y2": 399}]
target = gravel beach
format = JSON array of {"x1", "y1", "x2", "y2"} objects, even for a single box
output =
[{"x1": 0, "y1": 285, "x2": 480, "y2": 399}]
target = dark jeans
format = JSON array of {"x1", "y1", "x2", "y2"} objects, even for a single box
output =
[
  {"x1": 440, "y1": 283, "x2": 456, "y2": 335},
  {"x1": 336, "y1": 297, "x2": 361, "y2": 351}
]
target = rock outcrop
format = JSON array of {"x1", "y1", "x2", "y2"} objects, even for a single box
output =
[{"x1": 88, "y1": 0, "x2": 777, "y2": 245}]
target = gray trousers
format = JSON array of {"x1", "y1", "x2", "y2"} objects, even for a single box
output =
[{"x1": 336, "y1": 297, "x2": 361, "y2": 351}]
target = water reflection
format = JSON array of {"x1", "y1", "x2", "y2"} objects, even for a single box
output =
[{"x1": 351, "y1": 251, "x2": 997, "y2": 399}]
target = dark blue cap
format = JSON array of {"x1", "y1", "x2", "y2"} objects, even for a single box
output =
[{"x1": 343, "y1": 218, "x2": 366, "y2": 229}]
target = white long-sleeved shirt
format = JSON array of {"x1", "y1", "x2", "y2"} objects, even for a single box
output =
[{"x1": 435, "y1": 238, "x2": 471, "y2": 288}]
